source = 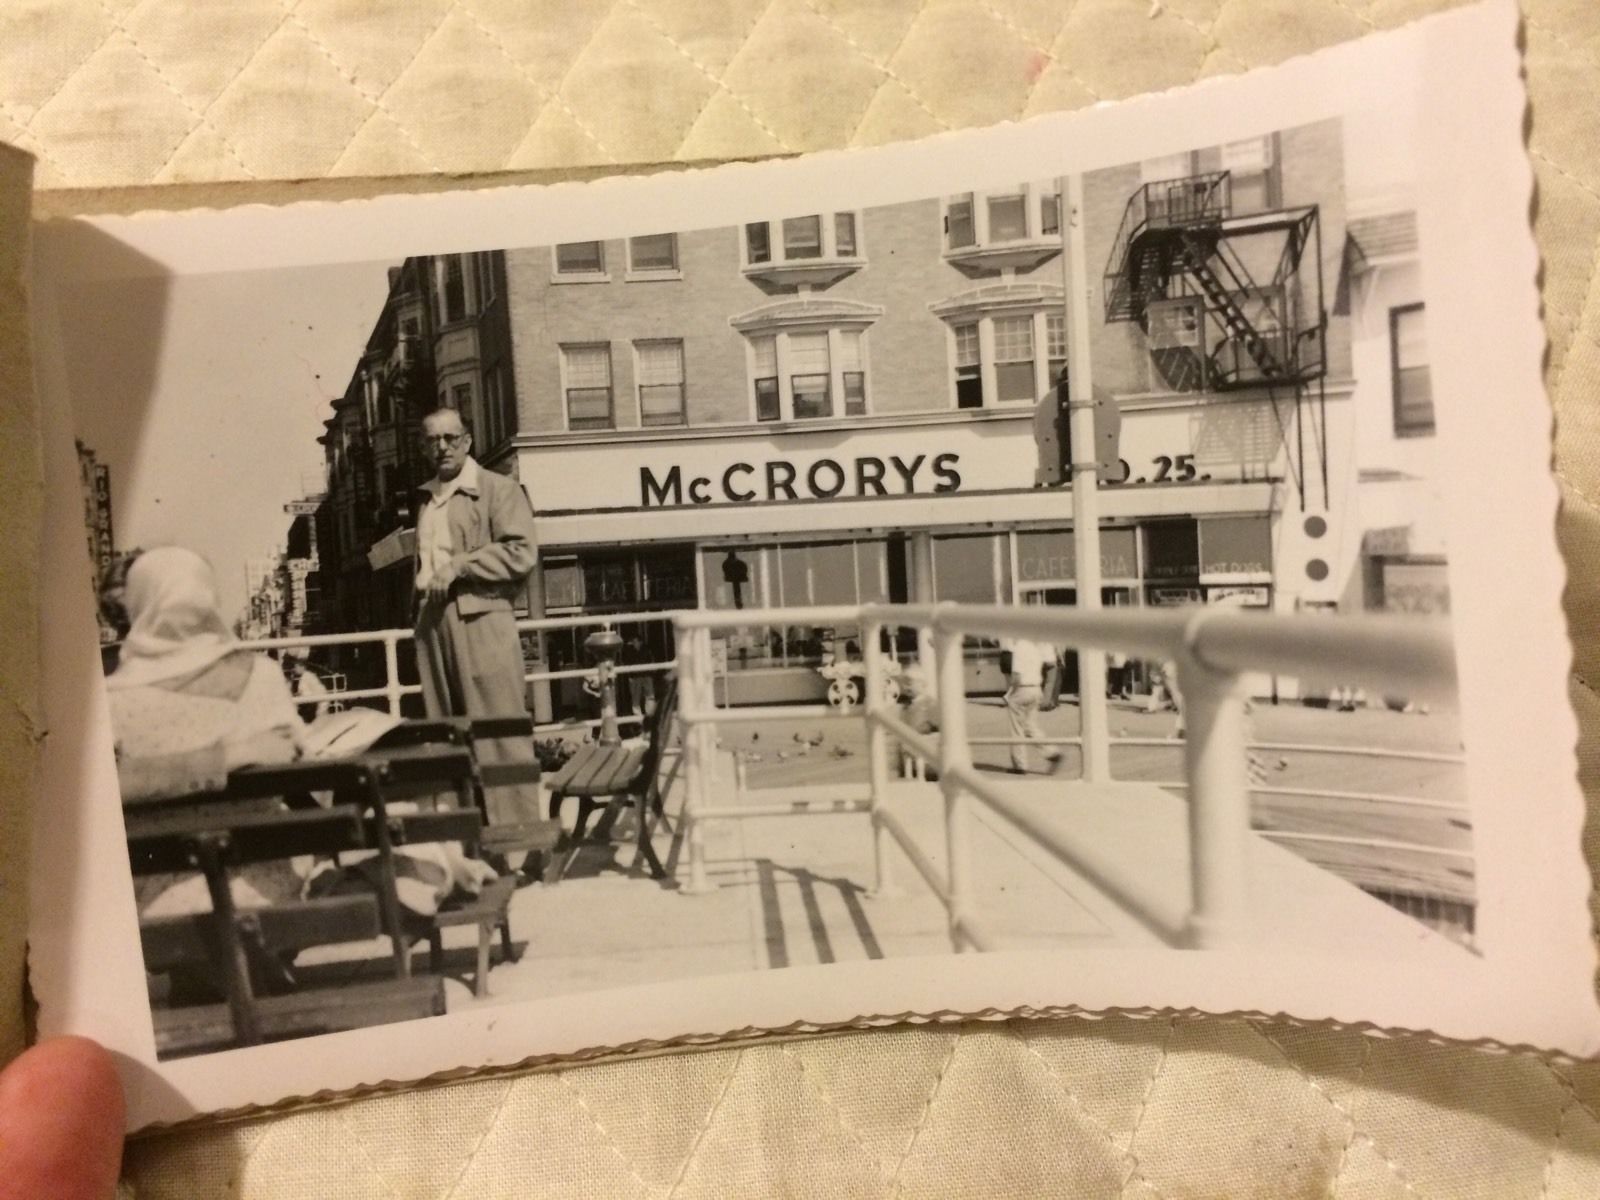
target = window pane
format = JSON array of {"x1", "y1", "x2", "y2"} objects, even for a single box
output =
[
  {"x1": 955, "y1": 368, "x2": 983, "y2": 409},
  {"x1": 567, "y1": 388, "x2": 612, "y2": 428},
  {"x1": 947, "y1": 196, "x2": 975, "y2": 249},
  {"x1": 443, "y1": 255, "x2": 466, "y2": 322},
  {"x1": 755, "y1": 378, "x2": 780, "y2": 421},
  {"x1": 792, "y1": 374, "x2": 831, "y2": 419},
  {"x1": 629, "y1": 233, "x2": 677, "y2": 272},
  {"x1": 933, "y1": 535, "x2": 1002, "y2": 604},
  {"x1": 810, "y1": 542, "x2": 858, "y2": 606},
  {"x1": 1041, "y1": 192, "x2": 1060, "y2": 236},
  {"x1": 1221, "y1": 136, "x2": 1272, "y2": 173},
  {"x1": 789, "y1": 332, "x2": 829, "y2": 373},
  {"x1": 745, "y1": 222, "x2": 771, "y2": 264},
  {"x1": 988, "y1": 193, "x2": 1027, "y2": 242},
  {"x1": 837, "y1": 329, "x2": 863, "y2": 371},
  {"x1": 995, "y1": 361, "x2": 1036, "y2": 402},
  {"x1": 639, "y1": 385, "x2": 684, "y2": 425},
  {"x1": 705, "y1": 547, "x2": 762, "y2": 610},
  {"x1": 1392, "y1": 306, "x2": 1434, "y2": 435},
  {"x1": 843, "y1": 371, "x2": 866, "y2": 416},
  {"x1": 564, "y1": 344, "x2": 611, "y2": 387},
  {"x1": 636, "y1": 339, "x2": 683, "y2": 385},
  {"x1": 751, "y1": 335, "x2": 778, "y2": 376},
  {"x1": 1046, "y1": 311, "x2": 1067, "y2": 359},
  {"x1": 778, "y1": 545, "x2": 812, "y2": 607},
  {"x1": 834, "y1": 213, "x2": 857, "y2": 256},
  {"x1": 855, "y1": 539, "x2": 889, "y2": 604},
  {"x1": 783, "y1": 215, "x2": 823, "y2": 259},
  {"x1": 954, "y1": 323, "x2": 980, "y2": 367},
  {"x1": 556, "y1": 241, "x2": 604, "y2": 273},
  {"x1": 993, "y1": 316, "x2": 1034, "y2": 361}
]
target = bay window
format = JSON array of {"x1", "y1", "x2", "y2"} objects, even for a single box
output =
[{"x1": 746, "y1": 326, "x2": 871, "y2": 422}]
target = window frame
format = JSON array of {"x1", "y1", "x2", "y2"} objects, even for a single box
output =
[
  {"x1": 634, "y1": 338, "x2": 687, "y2": 428},
  {"x1": 946, "y1": 310, "x2": 1059, "y2": 410},
  {"x1": 552, "y1": 240, "x2": 608, "y2": 281},
  {"x1": 561, "y1": 342, "x2": 616, "y2": 431},
  {"x1": 741, "y1": 212, "x2": 865, "y2": 268},
  {"x1": 1390, "y1": 302, "x2": 1434, "y2": 438},
  {"x1": 626, "y1": 233, "x2": 681, "y2": 279},
  {"x1": 744, "y1": 327, "x2": 873, "y2": 423}
]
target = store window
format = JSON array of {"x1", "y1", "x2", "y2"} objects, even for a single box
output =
[
  {"x1": 628, "y1": 233, "x2": 679, "y2": 274},
  {"x1": 635, "y1": 339, "x2": 686, "y2": 427},
  {"x1": 555, "y1": 241, "x2": 605, "y2": 276},
  {"x1": 1391, "y1": 303, "x2": 1433, "y2": 437},
  {"x1": 562, "y1": 343, "x2": 613, "y2": 430},
  {"x1": 1199, "y1": 516, "x2": 1272, "y2": 577},
  {"x1": 933, "y1": 534, "x2": 1010, "y2": 605}
]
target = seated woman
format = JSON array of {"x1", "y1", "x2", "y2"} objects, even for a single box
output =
[{"x1": 108, "y1": 548, "x2": 494, "y2": 993}]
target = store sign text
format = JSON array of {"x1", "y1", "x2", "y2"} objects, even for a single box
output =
[{"x1": 640, "y1": 453, "x2": 962, "y2": 507}]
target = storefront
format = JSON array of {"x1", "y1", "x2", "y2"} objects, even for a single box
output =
[{"x1": 514, "y1": 400, "x2": 1321, "y2": 709}]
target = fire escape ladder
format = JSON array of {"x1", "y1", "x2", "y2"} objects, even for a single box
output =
[{"x1": 1175, "y1": 232, "x2": 1286, "y2": 382}]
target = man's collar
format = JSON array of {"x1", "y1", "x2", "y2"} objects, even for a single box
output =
[{"x1": 422, "y1": 455, "x2": 481, "y2": 500}]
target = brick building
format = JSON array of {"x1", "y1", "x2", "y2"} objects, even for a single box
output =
[{"x1": 313, "y1": 115, "x2": 1437, "y2": 711}]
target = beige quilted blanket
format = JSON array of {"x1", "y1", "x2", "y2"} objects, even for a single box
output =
[{"x1": 4, "y1": 0, "x2": 1600, "y2": 1195}]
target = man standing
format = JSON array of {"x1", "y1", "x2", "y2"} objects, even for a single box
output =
[
  {"x1": 413, "y1": 407, "x2": 543, "y2": 827},
  {"x1": 999, "y1": 634, "x2": 1062, "y2": 774}
]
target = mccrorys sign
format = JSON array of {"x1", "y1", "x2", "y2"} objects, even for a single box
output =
[{"x1": 640, "y1": 453, "x2": 962, "y2": 507}]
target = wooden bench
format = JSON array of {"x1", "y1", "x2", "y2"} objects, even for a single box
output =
[
  {"x1": 376, "y1": 716, "x2": 562, "y2": 883},
  {"x1": 153, "y1": 975, "x2": 445, "y2": 1060},
  {"x1": 126, "y1": 752, "x2": 516, "y2": 1050},
  {"x1": 546, "y1": 678, "x2": 678, "y2": 881}
]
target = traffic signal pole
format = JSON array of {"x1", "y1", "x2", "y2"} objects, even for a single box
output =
[{"x1": 1063, "y1": 174, "x2": 1110, "y2": 784}]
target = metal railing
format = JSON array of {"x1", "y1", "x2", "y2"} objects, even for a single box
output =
[
  {"x1": 673, "y1": 602, "x2": 1459, "y2": 952},
  {"x1": 239, "y1": 609, "x2": 679, "y2": 736}
]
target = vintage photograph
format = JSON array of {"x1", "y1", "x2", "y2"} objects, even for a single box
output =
[
  {"x1": 58, "y1": 109, "x2": 1472, "y2": 1063},
  {"x1": 27, "y1": 2, "x2": 1594, "y2": 1126}
]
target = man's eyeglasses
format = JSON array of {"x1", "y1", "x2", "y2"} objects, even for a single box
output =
[{"x1": 422, "y1": 433, "x2": 467, "y2": 447}]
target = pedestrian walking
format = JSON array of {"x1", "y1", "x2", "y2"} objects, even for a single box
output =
[{"x1": 1000, "y1": 635, "x2": 1061, "y2": 773}]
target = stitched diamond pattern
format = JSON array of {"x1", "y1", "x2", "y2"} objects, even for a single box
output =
[{"x1": 8, "y1": 0, "x2": 1600, "y2": 1196}]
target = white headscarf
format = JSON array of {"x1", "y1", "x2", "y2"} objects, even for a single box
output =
[{"x1": 107, "y1": 547, "x2": 239, "y2": 691}]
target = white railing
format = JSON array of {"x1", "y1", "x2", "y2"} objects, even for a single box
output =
[
  {"x1": 673, "y1": 602, "x2": 1459, "y2": 952},
  {"x1": 239, "y1": 609, "x2": 679, "y2": 736}
]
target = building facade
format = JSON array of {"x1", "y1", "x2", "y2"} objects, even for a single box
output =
[{"x1": 312, "y1": 116, "x2": 1439, "y2": 712}]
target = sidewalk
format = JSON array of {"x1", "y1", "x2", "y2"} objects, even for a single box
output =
[{"x1": 421, "y1": 728, "x2": 1470, "y2": 1015}]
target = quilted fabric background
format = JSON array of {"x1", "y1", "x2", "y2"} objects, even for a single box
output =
[{"x1": 4, "y1": 0, "x2": 1600, "y2": 1195}]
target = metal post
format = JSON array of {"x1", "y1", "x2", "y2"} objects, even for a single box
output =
[
  {"x1": 681, "y1": 625, "x2": 715, "y2": 895},
  {"x1": 585, "y1": 626, "x2": 624, "y2": 746},
  {"x1": 1177, "y1": 625, "x2": 1251, "y2": 948},
  {"x1": 1064, "y1": 173, "x2": 1110, "y2": 783},
  {"x1": 863, "y1": 618, "x2": 899, "y2": 898},
  {"x1": 383, "y1": 633, "x2": 403, "y2": 715},
  {"x1": 911, "y1": 533, "x2": 938, "y2": 701},
  {"x1": 934, "y1": 619, "x2": 976, "y2": 951}
]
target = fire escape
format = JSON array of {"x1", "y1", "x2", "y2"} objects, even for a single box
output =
[{"x1": 1103, "y1": 170, "x2": 1329, "y2": 508}]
